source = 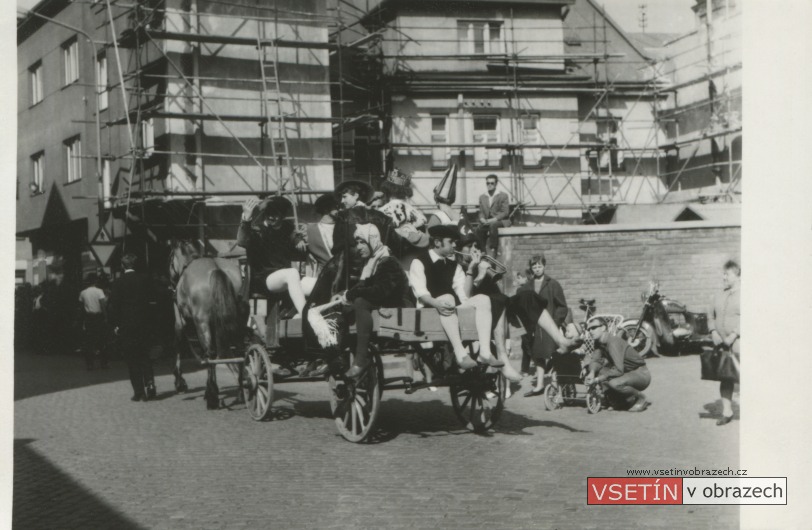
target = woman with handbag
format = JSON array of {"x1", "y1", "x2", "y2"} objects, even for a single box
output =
[{"x1": 708, "y1": 260, "x2": 741, "y2": 426}]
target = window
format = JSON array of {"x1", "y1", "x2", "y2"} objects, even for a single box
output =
[
  {"x1": 65, "y1": 137, "x2": 82, "y2": 183},
  {"x1": 96, "y1": 54, "x2": 108, "y2": 110},
  {"x1": 457, "y1": 21, "x2": 504, "y2": 55},
  {"x1": 473, "y1": 115, "x2": 500, "y2": 167},
  {"x1": 63, "y1": 38, "x2": 79, "y2": 85},
  {"x1": 520, "y1": 115, "x2": 541, "y2": 166},
  {"x1": 102, "y1": 159, "x2": 112, "y2": 207},
  {"x1": 430, "y1": 116, "x2": 448, "y2": 168},
  {"x1": 30, "y1": 62, "x2": 43, "y2": 105},
  {"x1": 141, "y1": 118, "x2": 154, "y2": 156},
  {"x1": 31, "y1": 152, "x2": 44, "y2": 194}
]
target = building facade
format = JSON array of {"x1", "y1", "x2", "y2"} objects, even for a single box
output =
[
  {"x1": 17, "y1": 0, "x2": 335, "y2": 281},
  {"x1": 337, "y1": 0, "x2": 667, "y2": 222}
]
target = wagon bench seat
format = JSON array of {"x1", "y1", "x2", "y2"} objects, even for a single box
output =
[{"x1": 269, "y1": 307, "x2": 480, "y2": 343}]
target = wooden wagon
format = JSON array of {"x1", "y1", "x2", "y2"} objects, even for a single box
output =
[{"x1": 238, "y1": 297, "x2": 508, "y2": 443}]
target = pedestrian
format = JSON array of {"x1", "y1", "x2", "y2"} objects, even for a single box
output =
[
  {"x1": 708, "y1": 259, "x2": 741, "y2": 426},
  {"x1": 515, "y1": 253, "x2": 570, "y2": 397},
  {"x1": 108, "y1": 253, "x2": 157, "y2": 402},
  {"x1": 78, "y1": 273, "x2": 108, "y2": 370},
  {"x1": 584, "y1": 316, "x2": 651, "y2": 412},
  {"x1": 475, "y1": 174, "x2": 511, "y2": 256}
]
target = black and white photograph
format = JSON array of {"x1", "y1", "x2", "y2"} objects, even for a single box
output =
[{"x1": 6, "y1": 0, "x2": 810, "y2": 528}]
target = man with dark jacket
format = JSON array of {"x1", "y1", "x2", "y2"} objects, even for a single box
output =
[
  {"x1": 476, "y1": 174, "x2": 511, "y2": 256},
  {"x1": 108, "y1": 253, "x2": 156, "y2": 402}
]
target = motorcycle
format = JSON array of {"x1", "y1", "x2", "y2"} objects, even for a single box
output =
[{"x1": 618, "y1": 282, "x2": 711, "y2": 357}]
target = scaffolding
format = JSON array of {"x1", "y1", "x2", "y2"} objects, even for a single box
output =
[
  {"x1": 330, "y1": 0, "x2": 742, "y2": 222},
  {"x1": 19, "y1": 0, "x2": 741, "y2": 268}
]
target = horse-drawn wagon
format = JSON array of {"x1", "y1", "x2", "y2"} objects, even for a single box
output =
[{"x1": 169, "y1": 205, "x2": 508, "y2": 443}]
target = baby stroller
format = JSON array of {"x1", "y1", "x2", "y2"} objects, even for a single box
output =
[
  {"x1": 544, "y1": 315, "x2": 624, "y2": 414},
  {"x1": 543, "y1": 351, "x2": 590, "y2": 411}
]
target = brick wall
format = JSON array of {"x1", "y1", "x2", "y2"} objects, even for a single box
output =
[{"x1": 498, "y1": 221, "x2": 741, "y2": 322}]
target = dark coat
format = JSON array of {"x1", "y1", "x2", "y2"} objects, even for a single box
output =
[
  {"x1": 478, "y1": 191, "x2": 511, "y2": 227},
  {"x1": 108, "y1": 271, "x2": 155, "y2": 343},
  {"x1": 346, "y1": 256, "x2": 410, "y2": 308},
  {"x1": 237, "y1": 219, "x2": 306, "y2": 288},
  {"x1": 518, "y1": 275, "x2": 569, "y2": 361}
]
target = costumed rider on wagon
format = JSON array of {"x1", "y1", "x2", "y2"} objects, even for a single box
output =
[
  {"x1": 408, "y1": 224, "x2": 505, "y2": 371},
  {"x1": 237, "y1": 196, "x2": 308, "y2": 318},
  {"x1": 334, "y1": 223, "x2": 411, "y2": 380}
]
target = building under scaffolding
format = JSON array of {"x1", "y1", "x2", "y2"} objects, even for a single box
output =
[{"x1": 16, "y1": 0, "x2": 741, "y2": 282}]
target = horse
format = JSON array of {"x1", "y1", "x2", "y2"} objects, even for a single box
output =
[{"x1": 168, "y1": 239, "x2": 244, "y2": 410}]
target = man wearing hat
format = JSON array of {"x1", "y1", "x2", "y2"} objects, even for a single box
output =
[
  {"x1": 108, "y1": 253, "x2": 157, "y2": 401},
  {"x1": 335, "y1": 180, "x2": 373, "y2": 210},
  {"x1": 332, "y1": 180, "x2": 374, "y2": 257},
  {"x1": 408, "y1": 224, "x2": 504, "y2": 371},
  {"x1": 584, "y1": 316, "x2": 651, "y2": 412},
  {"x1": 238, "y1": 196, "x2": 308, "y2": 316}
]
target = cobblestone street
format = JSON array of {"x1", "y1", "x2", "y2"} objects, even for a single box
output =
[{"x1": 14, "y1": 350, "x2": 739, "y2": 529}]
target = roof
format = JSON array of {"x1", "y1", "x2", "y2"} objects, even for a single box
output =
[
  {"x1": 611, "y1": 203, "x2": 740, "y2": 225},
  {"x1": 17, "y1": 0, "x2": 71, "y2": 44},
  {"x1": 628, "y1": 32, "x2": 682, "y2": 49},
  {"x1": 362, "y1": 0, "x2": 575, "y2": 25}
]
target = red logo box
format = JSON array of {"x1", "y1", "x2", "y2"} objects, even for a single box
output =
[{"x1": 588, "y1": 478, "x2": 683, "y2": 505}]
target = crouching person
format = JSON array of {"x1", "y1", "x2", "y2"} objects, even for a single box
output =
[
  {"x1": 584, "y1": 317, "x2": 651, "y2": 412},
  {"x1": 341, "y1": 224, "x2": 411, "y2": 379},
  {"x1": 408, "y1": 225, "x2": 504, "y2": 371}
]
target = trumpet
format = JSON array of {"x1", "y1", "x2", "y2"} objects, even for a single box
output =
[{"x1": 453, "y1": 250, "x2": 508, "y2": 280}]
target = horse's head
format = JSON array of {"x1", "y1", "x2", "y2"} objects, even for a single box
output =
[{"x1": 168, "y1": 239, "x2": 203, "y2": 284}]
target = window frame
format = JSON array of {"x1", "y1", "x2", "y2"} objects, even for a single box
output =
[
  {"x1": 430, "y1": 115, "x2": 449, "y2": 169},
  {"x1": 62, "y1": 37, "x2": 79, "y2": 86},
  {"x1": 65, "y1": 136, "x2": 82, "y2": 183},
  {"x1": 519, "y1": 114, "x2": 542, "y2": 167},
  {"x1": 31, "y1": 151, "x2": 45, "y2": 195},
  {"x1": 96, "y1": 53, "x2": 108, "y2": 111},
  {"x1": 472, "y1": 114, "x2": 501, "y2": 168},
  {"x1": 30, "y1": 61, "x2": 43, "y2": 106},
  {"x1": 141, "y1": 118, "x2": 155, "y2": 157},
  {"x1": 457, "y1": 20, "x2": 504, "y2": 55}
]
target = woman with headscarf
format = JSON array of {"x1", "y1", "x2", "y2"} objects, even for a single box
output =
[{"x1": 340, "y1": 223, "x2": 411, "y2": 379}]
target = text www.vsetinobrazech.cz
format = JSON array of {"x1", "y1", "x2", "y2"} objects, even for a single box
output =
[{"x1": 627, "y1": 467, "x2": 747, "y2": 477}]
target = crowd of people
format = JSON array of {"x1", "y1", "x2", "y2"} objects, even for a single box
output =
[
  {"x1": 15, "y1": 169, "x2": 739, "y2": 422},
  {"x1": 238, "y1": 170, "x2": 665, "y2": 414}
]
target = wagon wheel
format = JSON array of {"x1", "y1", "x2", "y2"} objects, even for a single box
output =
[
  {"x1": 544, "y1": 383, "x2": 563, "y2": 411},
  {"x1": 562, "y1": 383, "x2": 577, "y2": 400},
  {"x1": 328, "y1": 353, "x2": 382, "y2": 443},
  {"x1": 450, "y1": 370, "x2": 506, "y2": 433},
  {"x1": 242, "y1": 344, "x2": 274, "y2": 421},
  {"x1": 586, "y1": 384, "x2": 603, "y2": 414}
]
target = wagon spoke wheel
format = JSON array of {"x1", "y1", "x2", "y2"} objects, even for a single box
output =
[
  {"x1": 328, "y1": 353, "x2": 382, "y2": 443},
  {"x1": 242, "y1": 344, "x2": 274, "y2": 421},
  {"x1": 450, "y1": 369, "x2": 506, "y2": 433}
]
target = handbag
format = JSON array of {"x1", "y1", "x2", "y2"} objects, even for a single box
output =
[{"x1": 701, "y1": 346, "x2": 740, "y2": 382}]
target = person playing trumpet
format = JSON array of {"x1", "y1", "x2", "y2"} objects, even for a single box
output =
[{"x1": 456, "y1": 235, "x2": 522, "y2": 383}]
